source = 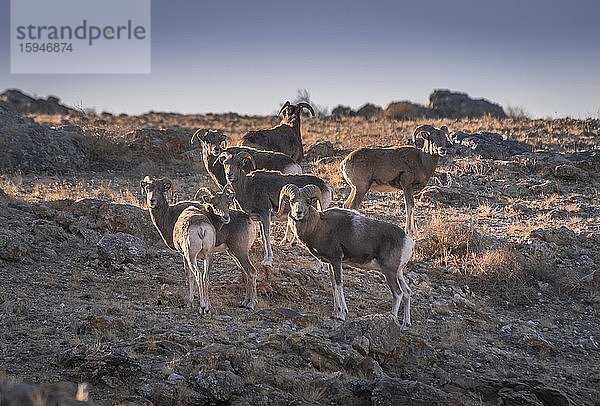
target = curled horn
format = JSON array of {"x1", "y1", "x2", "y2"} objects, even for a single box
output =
[
  {"x1": 412, "y1": 125, "x2": 436, "y2": 143},
  {"x1": 194, "y1": 187, "x2": 214, "y2": 202},
  {"x1": 191, "y1": 128, "x2": 207, "y2": 144},
  {"x1": 278, "y1": 101, "x2": 291, "y2": 116},
  {"x1": 160, "y1": 178, "x2": 172, "y2": 191},
  {"x1": 238, "y1": 152, "x2": 256, "y2": 170},
  {"x1": 222, "y1": 184, "x2": 236, "y2": 199},
  {"x1": 301, "y1": 184, "x2": 323, "y2": 211},
  {"x1": 140, "y1": 176, "x2": 152, "y2": 194},
  {"x1": 217, "y1": 151, "x2": 232, "y2": 165},
  {"x1": 297, "y1": 102, "x2": 315, "y2": 117},
  {"x1": 273, "y1": 183, "x2": 300, "y2": 218}
]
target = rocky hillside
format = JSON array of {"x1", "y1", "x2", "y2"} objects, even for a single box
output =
[{"x1": 0, "y1": 104, "x2": 598, "y2": 405}]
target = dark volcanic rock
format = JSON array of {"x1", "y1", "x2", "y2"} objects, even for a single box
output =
[
  {"x1": 356, "y1": 103, "x2": 383, "y2": 119},
  {"x1": 371, "y1": 378, "x2": 458, "y2": 406},
  {"x1": 449, "y1": 130, "x2": 532, "y2": 159},
  {"x1": 190, "y1": 370, "x2": 244, "y2": 403},
  {"x1": 0, "y1": 89, "x2": 75, "y2": 115},
  {"x1": 429, "y1": 89, "x2": 506, "y2": 119},
  {"x1": 0, "y1": 229, "x2": 28, "y2": 261},
  {"x1": 0, "y1": 103, "x2": 88, "y2": 173},
  {"x1": 97, "y1": 232, "x2": 148, "y2": 264}
]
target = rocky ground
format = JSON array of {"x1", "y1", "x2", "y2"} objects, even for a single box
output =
[{"x1": 0, "y1": 101, "x2": 598, "y2": 405}]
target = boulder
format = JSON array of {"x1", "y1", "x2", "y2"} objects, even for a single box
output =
[
  {"x1": 553, "y1": 164, "x2": 590, "y2": 181},
  {"x1": 97, "y1": 232, "x2": 148, "y2": 264},
  {"x1": 122, "y1": 127, "x2": 195, "y2": 160},
  {"x1": 0, "y1": 104, "x2": 88, "y2": 173},
  {"x1": 331, "y1": 105, "x2": 356, "y2": 118},
  {"x1": 0, "y1": 229, "x2": 27, "y2": 261},
  {"x1": 384, "y1": 101, "x2": 434, "y2": 120},
  {"x1": 0, "y1": 89, "x2": 75, "y2": 115},
  {"x1": 371, "y1": 378, "x2": 458, "y2": 406},
  {"x1": 449, "y1": 130, "x2": 532, "y2": 159},
  {"x1": 429, "y1": 89, "x2": 506, "y2": 119},
  {"x1": 190, "y1": 370, "x2": 244, "y2": 403},
  {"x1": 356, "y1": 103, "x2": 383, "y2": 119}
]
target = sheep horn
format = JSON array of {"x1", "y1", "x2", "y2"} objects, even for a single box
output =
[
  {"x1": 273, "y1": 183, "x2": 300, "y2": 218},
  {"x1": 278, "y1": 101, "x2": 291, "y2": 116},
  {"x1": 194, "y1": 187, "x2": 214, "y2": 202},
  {"x1": 191, "y1": 129, "x2": 206, "y2": 144},
  {"x1": 238, "y1": 152, "x2": 256, "y2": 170},
  {"x1": 301, "y1": 184, "x2": 323, "y2": 211},
  {"x1": 412, "y1": 124, "x2": 436, "y2": 143},
  {"x1": 140, "y1": 176, "x2": 152, "y2": 194},
  {"x1": 297, "y1": 102, "x2": 315, "y2": 117},
  {"x1": 161, "y1": 178, "x2": 172, "y2": 191},
  {"x1": 217, "y1": 151, "x2": 232, "y2": 164}
]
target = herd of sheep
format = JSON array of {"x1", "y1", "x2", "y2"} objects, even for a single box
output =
[{"x1": 140, "y1": 101, "x2": 450, "y2": 328}]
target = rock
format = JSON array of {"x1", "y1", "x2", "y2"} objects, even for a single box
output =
[
  {"x1": 97, "y1": 232, "x2": 148, "y2": 264},
  {"x1": 357, "y1": 356, "x2": 386, "y2": 380},
  {"x1": 529, "y1": 226, "x2": 578, "y2": 247},
  {"x1": 553, "y1": 164, "x2": 589, "y2": 181},
  {"x1": 352, "y1": 335, "x2": 370, "y2": 356},
  {"x1": 566, "y1": 150, "x2": 600, "y2": 173},
  {"x1": 449, "y1": 130, "x2": 532, "y2": 159},
  {"x1": 304, "y1": 140, "x2": 348, "y2": 161},
  {"x1": 0, "y1": 89, "x2": 75, "y2": 115},
  {"x1": 190, "y1": 370, "x2": 244, "y2": 403},
  {"x1": 0, "y1": 229, "x2": 27, "y2": 261},
  {"x1": 331, "y1": 105, "x2": 356, "y2": 118},
  {"x1": 333, "y1": 314, "x2": 436, "y2": 369},
  {"x1": 355, "y1": 103, "x2": 383, "y2": 119},
  {"x1": 384, "y1": 101, "x2": 434, "y2": 120},
  {"x1": 371, "y1": 378, "x2": 457, "y2": 406},
  {"x1": 429, "y1": 89, "x2": 506, "y2": 119},
  {"x1": 123, "y1": 127, "x2": 195, "y2": 159},
  {"x1": 0, "y1": 114, "x2": 88, "y2": 173}
]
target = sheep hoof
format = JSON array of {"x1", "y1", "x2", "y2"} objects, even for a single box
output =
[
  {"x1": 241, "y1": 299, "x2": 256, "y2": 310},
  {"x1": 261, "y1": 259, "x2": 273, "y2": 267}
]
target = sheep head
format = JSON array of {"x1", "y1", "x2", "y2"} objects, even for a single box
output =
[
  {"x1": 220, "y1": 151, "x2": 256, "y2": 183},
  {"x1": 191, "y1": 129, "x2": 228, "y2": 156},
  {"x1": 140, "y1": 176, "x2": 172, "y2": 208},
  {"x1": 279, "y1": 101, "x2": 316, "y2": 125},
  {"x1": 193, "y1": 187, "x2": 232, "y2": 224},
  {"x1": 275, "y1": 183, "x2": 323, "y2": 221},
  {"x1": 412, "y1": 125, "x2": 449, "y2": 156}
]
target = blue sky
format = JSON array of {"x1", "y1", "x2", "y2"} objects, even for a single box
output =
[{"x1": 1, "y1": 0, "x2": 599, "y2": 117}]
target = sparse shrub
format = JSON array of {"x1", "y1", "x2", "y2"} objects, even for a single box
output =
[
  {"x1": 505, "y1": 105, "x2": 530, "y2": 120},
  {"x1": 292, "y1": 88, "x2": 329, "y2": 117}
]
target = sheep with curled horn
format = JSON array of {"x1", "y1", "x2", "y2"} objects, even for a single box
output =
[
  {"x1": 141, "y1": 177, "x2": 259, "y2": 312},
  {"x1": 241, "y1": 101, "x2": 315, "y2": 162},
  {"x1": 340, "y1": 124, "x2": 451, "y2": 237},
  {"x1": 275, "y1": 184, "x2": 414, "y2": 327},
  {"x1": 191, "y1": 129, "x2": 302, "y2": 188},
  {"x1": 220, "y1": 151, "x2": 333, "y2": 267}
]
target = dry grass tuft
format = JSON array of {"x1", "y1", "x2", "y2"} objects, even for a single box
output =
[{"x1": 415, "y1": 215, "x2": 483, "y2": 263}]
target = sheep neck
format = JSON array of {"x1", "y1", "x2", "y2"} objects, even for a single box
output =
[
  {"x1": 292, "y1": 207, "x2": 321, "y2": 243},
  {"x1": 280, "y1": 114, "x2": 301, "y2": 138},
  {"x1": 418, "y1": 143, "x2": 440, "y2": 179},
  {"x1": 148, "y1": 195, "x2": 180, "y2": 251}
]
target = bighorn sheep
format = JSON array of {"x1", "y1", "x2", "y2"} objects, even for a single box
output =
[
  {"x1": 191, "y1": 129, "x2": 302, "y2": 188},
  {"x1": 141, "y1": 177, "x2": 259, "y2": 311},
  {"x1": 241, "y1": 101, "x2": 315, "y2": 162},
  {"x1": 275, "y1": 184, "x2": 414, "y2": 327},
  {"x1": 341, "y1": 124, "x2": 450, "y2": 236},
  {"x1": 220, "y1": 151, "x2": 333, "y2": 266}
]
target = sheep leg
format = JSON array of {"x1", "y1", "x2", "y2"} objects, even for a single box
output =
[
  {"x1": 278, "y1": 221, "x2": 296, "y2": 246},
  {"x1": 183, "y1": 260, "x2": 196, "y2": 308},
  {"x1": 259, "y1": 215, "x2": 273, "y2": 266},
  {"x1": 383, "y1": 268, "x2": 404, "y2": 326},
  {"x1": 197, "y1": 254, "x2": 212, "y2": 315},
  {"x1": 345, "y1": 181, "x2": 369, "y2": 210},
  {"x1": 397, "y1": 269, "x2": 412, "y2": 328},
  {"x1": 231, "y1": 252, "x2": 258, "y2": 310},
  {"x1": 328, "y1": 260, "x2": 348, "y2": 320},
  {"x1": 403, "y1": 186, "x2": 415, "y2": 237}
]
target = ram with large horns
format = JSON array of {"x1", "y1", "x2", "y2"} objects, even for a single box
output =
[{"x1": 241, "y1": 101, "x2": 315, "y2": 162}]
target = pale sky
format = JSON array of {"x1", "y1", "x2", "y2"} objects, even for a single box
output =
[{"x1": 1, "y1": 0, "x2": 599, "y2": 118}]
